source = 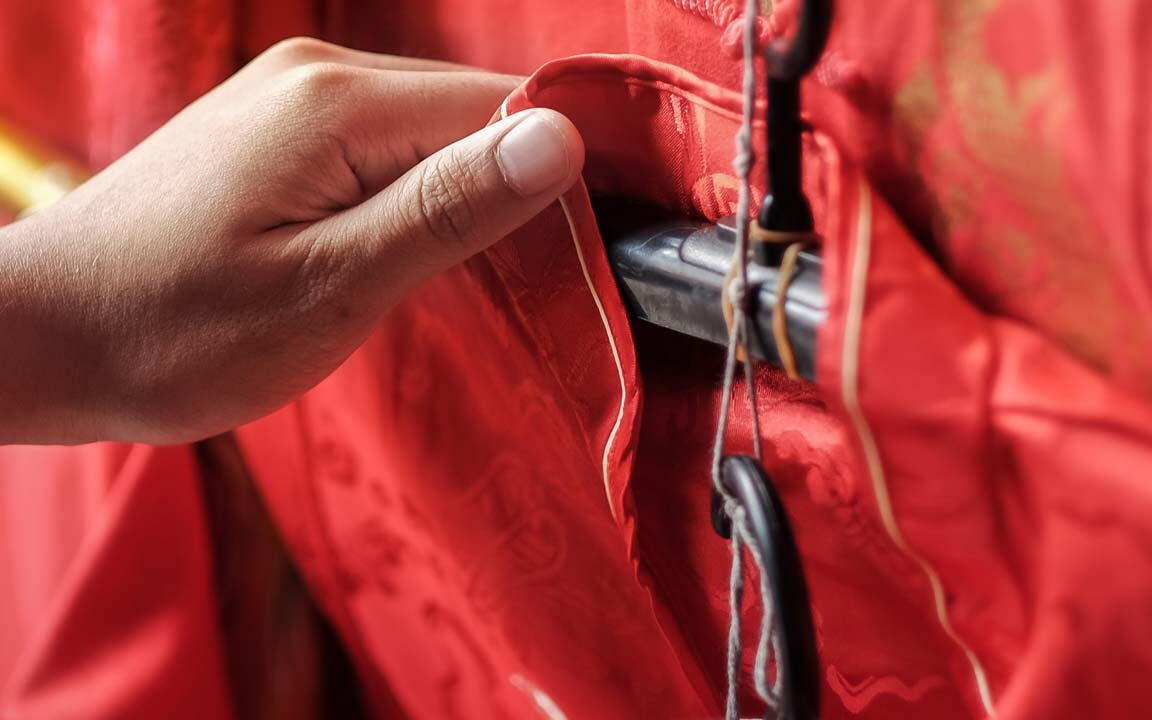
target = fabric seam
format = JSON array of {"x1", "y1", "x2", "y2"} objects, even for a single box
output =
[
  {"x1": 500, "y1": 102, "x2": 630, "y2": 524},
  {"x1": 555, "y1": 196, "x2": 629, "y2": 524},
  {"x1": 839, "y1": 178, "x2": 996, "y2": 715},
  {"x1": 520, "y1": 72, "x2": 761, "y2": 128}
]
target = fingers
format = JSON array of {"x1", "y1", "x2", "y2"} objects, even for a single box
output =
[
  {"x1": 264, "y1": 64, "x2": 521, "y2": 197},
  {"x1": 341, "y1": 68, "x2": 523, "y2": 193},
  {"x1": 258, "y1": 37, "x2": 484, "y2": 74},
  {"x1": 241, "y1": 37, "x2": 508, "y2": 84},
  {"x1": 210, "y1": 38, "x2": 522, "y2": 202},
  {"x1": 314, "y1": 108, "x2": 584, "y2": 298},
  {"x1": 210, "y1": 37, "x2": 519, "y2": 111}
]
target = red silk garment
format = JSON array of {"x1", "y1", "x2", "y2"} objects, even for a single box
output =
[
  {"x1": 336, "y1": 0, "x2": 1152, "y2": 402},
  {"x1": 0, "y1": 445, "x2": 233, "y2": 719},
  {"x1": 239, "y1": 52, "x2": 1152, "y2": 719},
  {"x1": 0, "y1": 2, "x2": 318, "y2": 717},
  {"x1": 3, "y1": 2, "x2": 1152, "y2": 719}
]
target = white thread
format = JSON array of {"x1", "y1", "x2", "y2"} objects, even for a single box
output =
[
  {"x1": 741, "y1": 512, "x2": 783, "y2": 705},
  {"x1": 726, "y1": 507, "x2": 747, "y2": 720},
  {"x1": 715, "y1": 1, "x2": 780, "y2": 718},
  {"x1": 510, "y1": 675, "x2": 569, "y2": 720}
]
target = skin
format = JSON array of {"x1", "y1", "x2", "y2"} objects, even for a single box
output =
[{"x1": 0, "y1": 38, "x2": 585, "y2": 445}]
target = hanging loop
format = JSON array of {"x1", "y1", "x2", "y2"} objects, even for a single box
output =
[{"x1": 712, "y1": 456, "x2": 821, "y2": 720}]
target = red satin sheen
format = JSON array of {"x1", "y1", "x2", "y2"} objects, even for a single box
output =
[{"x1": 3, "y1": 2, "x2": 1152, "y2": 719}]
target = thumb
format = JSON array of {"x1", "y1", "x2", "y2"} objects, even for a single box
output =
[{"x1": 329, "y1": 108, "x2": 584, "y2": 294}]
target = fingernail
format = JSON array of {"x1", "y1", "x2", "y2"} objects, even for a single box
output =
[{"x1": 496, "y1": 110, "x2": 572, "y2": 196}]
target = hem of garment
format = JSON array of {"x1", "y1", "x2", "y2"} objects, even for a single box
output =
[
  {"x1": 838, "y1": 176, "x2": 996, "y2": 715},
  {"x1": 498, "y1": 101, "x2": 631, "y2": 525}
]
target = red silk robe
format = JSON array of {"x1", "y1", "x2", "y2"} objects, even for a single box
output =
[{"x1": 3, "y1": 1, "x2": 1152, "y2": 718}]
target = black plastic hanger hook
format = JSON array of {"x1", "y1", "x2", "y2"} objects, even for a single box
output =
[
  {"x1": 712, "y1": 456, "x2": 821, "y2": 720},
  {"x1": 757, "y1": 0, "x2": 834, "y2": 264},
  {"x1": 764, "y1": 0, "x2": 834, "y2": 81}
]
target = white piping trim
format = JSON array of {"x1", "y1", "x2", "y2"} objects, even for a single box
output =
[
  {"x1": 510, "y1": 674, "x2": 569, "y2": 720},
  {"x1": 557, "y1": 196, "x2": 629, "y2": 523},
  {"x1": 839, "y1": 180, "x2": 995, "y2": 715},
  {"x1": 502, "y1": 93, "x2": 627, "y2": 522}
]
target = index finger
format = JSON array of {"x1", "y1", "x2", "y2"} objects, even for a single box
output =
[
  {"x1": 312, "y1": 67, "x2": 523, "y2": 197},
  {"x1": 242, "y1": 37, "x2": 502, "y2": 83}
]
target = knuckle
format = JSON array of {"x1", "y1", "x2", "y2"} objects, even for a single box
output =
[
  {"x1": 263, "y1": 36, "x2": 334, "y2": 66},
  {"x1": 414, "y1": 155, "x2": 482, "y2": 247},
  {"x1": 288, "y1": 61, "x2": 357, "y2": 96},
  {"x1": 273, "y1": 62, "x2": 359, "y2": 121}
]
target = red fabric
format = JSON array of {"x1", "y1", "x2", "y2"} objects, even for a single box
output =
[
  {"x1": 0, "y1": 444, "x2": 232, "y2": 719},
  {"x1": 0, "y1": 1, "x2": 316, "y2": 716},
  {"x1": 0, "y1": 445, "x2": 125, "y2": 684},
  {"x1": 818, "y1": 166, "x2": 1152, "y2": 718},
  {"x1": 231, "y1": 55, "x2": 981, "y2": 718},
  {"x1": 337, "y1": 0, "x2": 1152, "y2": 399},
  {"x1": 3, "y1": 2, "x2": 1152, "y2": 719}
]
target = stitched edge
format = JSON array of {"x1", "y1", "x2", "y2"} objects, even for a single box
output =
[
  {"x1": 839, "y1": 179, "x2": 996, "y2": 715},
  {"x1": 557, "y1": 197, "x2": 629, "y2": 524},
  {"x1": 668, "y1": 0, "x2": 740, "y2": 28},
  {"x1": 534, "y1": 72, "x2": 758, "y2": 126},
  {"x1": 500, "y1": 103, "x2": 630, "y2": 524}
]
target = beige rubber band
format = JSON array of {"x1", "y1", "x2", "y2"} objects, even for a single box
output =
[
  {"x1": 722, "y1": 223, "x2": 816, "y2": 371},
  {"x1": 771, "y1": 242, "x2": 807, "y2": 380},
  {"x1": 750, "y1": 224, "x2": 820, "y2": 247}
]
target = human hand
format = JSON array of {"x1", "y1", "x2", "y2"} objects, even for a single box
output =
[{"x1": 0, "y1": 38, "x2": 584, "y2": 444}]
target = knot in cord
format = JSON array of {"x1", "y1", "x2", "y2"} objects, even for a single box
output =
[
  {"x1": 727, "y1": 275, "x2": 750, "y2": 311},
  {"x1": 733, "y1": 129, "x2": 755, "y2": 180}
]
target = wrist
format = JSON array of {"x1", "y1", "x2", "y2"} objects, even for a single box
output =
[{"x1": 0, "y1": 214, "x2": 104, "y2": 444}]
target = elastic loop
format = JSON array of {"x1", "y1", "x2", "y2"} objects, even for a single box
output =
[
  {"x1": 772, "y1": 242, "x2": 807, "y2": 379},
  {"x1": 750, "y1": 223, "x2": 820, "y2": 247}
]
